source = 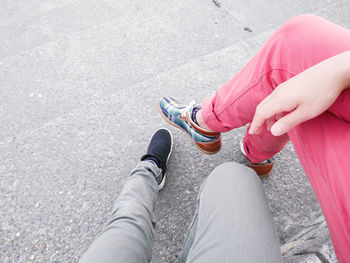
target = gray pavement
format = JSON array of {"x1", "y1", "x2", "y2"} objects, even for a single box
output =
[{"x1": 0, "y1": 0, "x2": 349, "y2": 262}]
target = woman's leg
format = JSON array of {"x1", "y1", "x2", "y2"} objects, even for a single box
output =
[
  {"x1": 198, "y1": 14, "x2": 350, "y2": 262},
  {"x1": 288, "y1": 113, "x2": 350, "y2": 263},
  {"x1": 178, "y1": 162, "x2": 282, "y2": 263},
  {"x1": 201, "y1": 14, "x2": 350, "y2": 162}
]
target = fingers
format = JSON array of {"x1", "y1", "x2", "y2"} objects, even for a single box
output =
[
  {"x1": 249, "y1": 106, "x2": 272, "y2": 134},
  {"x1": 249, "y1": 96, "x2": 287, "y2": 135},
  {"x1": 276, "y1": 112, "x2": 284, "y2": 120},
  {"x1": 266, "y1": 116, "x2": 276, "y2": 131},
  {"x1": 249, "y1": 84, "x2": 300, "y2": 135},
  {"x1": 270, "y1": 107, "x2": 309, "y2": 136}
]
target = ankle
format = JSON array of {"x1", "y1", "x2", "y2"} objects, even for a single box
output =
[
  {"x1": 196, "y1": 109, "x2": 213, "y2": 131},
  {"x1": 141, "y1": 154, "x2": 160, "y2": 168}
]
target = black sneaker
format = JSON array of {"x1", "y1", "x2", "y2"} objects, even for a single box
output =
[{"x1": 141, "y1": 128, "x2": 173, "y2": 190}]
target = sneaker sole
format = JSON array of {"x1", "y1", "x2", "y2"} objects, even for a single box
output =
[{"x1": 158, "y1": 104, "x2": 220, "y2": 155}]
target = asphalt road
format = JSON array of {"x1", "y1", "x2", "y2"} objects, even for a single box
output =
[{"x1": 1, "y1": 0, "x2": 349, "y2": 262}]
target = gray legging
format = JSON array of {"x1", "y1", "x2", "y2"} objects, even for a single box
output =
[{"x1": 79, "y1": 161, "x2": 282, "y2": 263}]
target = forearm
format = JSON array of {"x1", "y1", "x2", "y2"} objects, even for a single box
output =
[
  {"x1": 341, "y1": 50, "x2": 350, "y2": 89},
  {"x1": 320, "y1": 50, "x2": 350, "y2": 92}
]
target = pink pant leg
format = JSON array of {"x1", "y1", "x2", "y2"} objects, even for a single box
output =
[
  {"x1": 201, "y1": 14, "x2": 350, "y2": 162},
  {"x1": 201, "y1": 14, "x2": 350, "y2": 261},
  {"x1": 289, "y1": 113, "x2": 350, "y2": 263}
]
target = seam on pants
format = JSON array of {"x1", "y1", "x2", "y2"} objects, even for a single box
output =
[
  {"x1": 215, "y1": 67, "x2": 297, "y2": 118},
  {"x1": 178, "y1": 177, "x2": 209, "y2": 262},
  {"x1": 178, "y1": 211, "x2": 198, "y2": 262}
]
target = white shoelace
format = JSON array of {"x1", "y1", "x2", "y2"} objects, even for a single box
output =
[{"x1": 179, "y1": 100, "x2": 196, "y2": 118}]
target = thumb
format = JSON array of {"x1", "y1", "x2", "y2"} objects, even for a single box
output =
[{"x1": 270, "y1": 107, "x2": 308, "y2": 136}]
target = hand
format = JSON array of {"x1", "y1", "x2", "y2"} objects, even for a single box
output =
[{"x1": 249, "y1": 51, "x2": 350, "y2": 136}]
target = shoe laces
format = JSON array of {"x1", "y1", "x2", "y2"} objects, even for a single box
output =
[{"x1": 180, "y1": 100, "x2": 196, "y2": 118}]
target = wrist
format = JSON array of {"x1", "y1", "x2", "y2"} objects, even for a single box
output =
[{"x1": 339, "y1": 50, "x2": 350, "y2": 91}]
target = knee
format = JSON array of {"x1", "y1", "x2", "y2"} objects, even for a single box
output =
[
  {"x1": 205, "y1": 162, "x2": 259, "y2": 191},
  {"x1": 276, "y1": 14, "x2": 325, "y2": 41},
  {"x1": 279, "y1": 14, "x2": 321, "y2": 33},
  {"x1": 269, "y1": 14, "x2": 326, "y2": 63},
  {"x1": 286, "y1": 14, "x2": 320, "y2": 26}
]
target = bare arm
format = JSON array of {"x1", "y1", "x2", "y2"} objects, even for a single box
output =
[{"x1": 249, "y1": 50, "x2": 350, "y2": 136}]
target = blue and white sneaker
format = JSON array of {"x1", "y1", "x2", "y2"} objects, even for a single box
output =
[{"x1": 158, "y1": 96, "x2": 221, "y2": 154}]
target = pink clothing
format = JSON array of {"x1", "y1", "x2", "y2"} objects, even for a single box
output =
[{"x1": 201, "y1": 14, "x2": 350, "y2": 262}]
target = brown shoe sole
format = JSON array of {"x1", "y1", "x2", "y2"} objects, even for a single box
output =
[{"x1": 246, "y1": 158, "x2": 274, "y2": 177}]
